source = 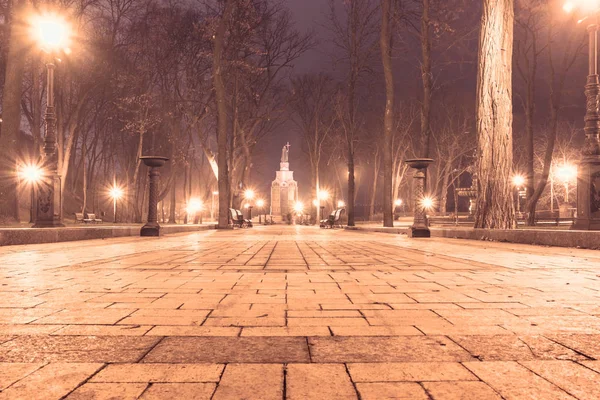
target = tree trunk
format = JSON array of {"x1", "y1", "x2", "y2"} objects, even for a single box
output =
[
  {"x1": 347, "y1": 146, "x2": 356, "y2": 226},
  {"x1": 214, "y1": 0, "x2": 235, "y2": 228},
  {"x1": 369, "y1": 151, "x2": 380, "y2": 221},
  {"x1": 82, "y1": 142, "x2": 87, "y2": 214},
  {"x1": 169, "y1": 168, "x2": 177, "y2": 223},
  {"x1": 474, "y1": 0, "x2": 515, "y2": 229},
  {"x1": 381, "y1": 0, "x2": 394, "y2": 227},
  {"x1": 0, "y1": 1, "x2": 27, "y2": 223},
  {"x1": 420, "y1": 0, "x2": 433, "y2": 158}
]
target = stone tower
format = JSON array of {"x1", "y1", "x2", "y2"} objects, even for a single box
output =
[{"x1": 270, "y1": 142, "x2": 298, "y2": 220}]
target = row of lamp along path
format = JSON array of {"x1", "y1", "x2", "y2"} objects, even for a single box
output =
[
  {"x1": 17, "y1": 3, "x2": 600, "y2": 235},
  {"x1": 21, "y1": 10, "x2": 171, "y2": 236}
]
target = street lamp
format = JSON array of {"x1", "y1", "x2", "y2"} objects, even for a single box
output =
[
  {"x1": 186, "y1": 198, "x2": 203, "y2": 224},
  {"x1": 317, "y1": 190, "x2": 329, "y2": 221},
  {"x1": 256, "y1": 199, "x2": 265, "y2": 224},
  {"x1": 512, "y1": 174, "x2": 526, "y2": 215},
  {"x1": 109, "y1": 186, "x2": 124, "y2": 223},
  {"x1": 555, "y1": 163, "x2": 577, "y2": 203},
  {"x1": 18, "y1": 163, "x2": 44, "y2": 223},
  {"x1": 394, "y1": 198, "x2": 403, "y2": 221},
  {"x1": 564, "y1": 1, "x2": 600, "y2": 229},
  {"x1": 29, "y1": 12, "x2": 71, "y2": 228},
  {"x1": 243, "y1": 190, "x2": 255, "y2": 220}
]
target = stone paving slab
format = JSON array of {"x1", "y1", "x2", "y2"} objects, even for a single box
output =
[{"x1": 0, "y1": 226, "x2": 600, "y2": 398}]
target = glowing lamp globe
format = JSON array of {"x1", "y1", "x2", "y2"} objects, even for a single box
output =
[
  {"x1": 20, "y1": 164, "x2": 44, "y2": 184},
  {"x1": 294, "y1": 202, "x2": 304, "y2": 213},
  {"x1": 109, "y1": 186, "x2": 124, "y2": 200},
  {"x1": 244, "y1": 189, "x2": 255, "y2": 200},
  {"x1": 30, "y1": 13, "x2": 71, "y2": 52}
]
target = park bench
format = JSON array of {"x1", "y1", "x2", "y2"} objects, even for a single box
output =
[
  {"x1": 320, "y1": 208, "x2": 345, "y2": 229},
  {"x1": 230, "y1": 208, "x2": 253, "y2": 228},
  {"x1": 74, "y1": 212, "x2": 86, "y2": 223},
  {"x1": 85, "y1": 213, "x2": 103, "y2": 224}
]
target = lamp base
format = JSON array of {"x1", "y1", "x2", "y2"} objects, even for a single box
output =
[
  {"x1": 409, "y1": 226, "x2": 430, "y2": 238},
  {"x1": 140, "y1": 223, "x2": 161, "y2": 237}
]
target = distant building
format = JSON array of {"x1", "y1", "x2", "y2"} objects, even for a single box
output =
[{"x1": 270, "y1": 142, "x2": 298, "y2": 220}]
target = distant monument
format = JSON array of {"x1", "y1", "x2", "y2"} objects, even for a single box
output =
[{"x1": 271, "y1": 142, "x2": 298, "y2": 220}]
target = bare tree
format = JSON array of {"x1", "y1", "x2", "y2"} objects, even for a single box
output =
[
  {"x1": 289, "y1": 73, "x2": 337, "y2": 224},
  {"x1": 328, "y1": 0, "x2": 379, "y2": 226},
  {"x1": 474, "y1": 0, "x2": 515, "y2": 229},
  {"x1": 381, "y1": 0, "x2": 394, "y2": 227},
  {"x1": 213, "y1": 0, "x2": 235, "y2": 229}
]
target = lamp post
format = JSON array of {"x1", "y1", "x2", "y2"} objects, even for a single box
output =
[
  {"x1": 109, "y1": 185, "x2": 124, "y2": 223},
  {"x1": 556, "y1": 163, "x2": 577, "y2": 203},
  {"x1": 394, "y1": 199, "x2": 403, "y2": 222},
  {"x1": 18, "y1": 163, "x2": 43, "y2": 223},
  {"x1": 243, "y1": 189, "x2": 255, "y2": 221},
  {"x1": 30, "y1": 13, "x2": 70, "y2": 228},
  {"x1": 318, "y1": 190, "x2": 329, "y2": 221},
  {"x1": 512, "y1": 174, "x2": 525, "y2": 216},
  {"x1": 257, "y1": 199, "x2": 265, "y2": 224},
  {"x1": 405, "y1": 159, "x2": 434, "y2": 237},
  {"x1": 564, "y1": 2, "x2": 600, "y2": 229}
]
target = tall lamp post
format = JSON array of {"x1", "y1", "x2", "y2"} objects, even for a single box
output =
[
  {"x1": 318, "y1": 190, "x2": 329, "y2": 221},
  {"x1": 30, "y1": 13, "x2": 71, "y2": 228},
  {"x1": 244, "y1": 189, "x2": 255, "y2": 221},
  {"x1": 18, "y1": 164, "x2": 43, "y2": 223},
  {"x1": 512, "y1": 174, "x2": 525, "y2": 216},
  {"x1": 109, "y1": 185, "x2": 124, "y2": 223},
  {"x1": 564, "y1": 1, "x2": 600, "y2": 229},
  {"x1": 256, "y1": 199, "x2": 265, "y2": 224}
]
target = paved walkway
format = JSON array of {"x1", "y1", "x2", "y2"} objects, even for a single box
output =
[{"x1": 1, "y1": 226, "x2": 600, "y2": 399}]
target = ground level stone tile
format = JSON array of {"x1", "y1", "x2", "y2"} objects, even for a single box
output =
[
  {"x1": 0, "y1": 363, "x2": 102, "y2": 400},
  {"x1": 347, "y1": 362, "x2": 477, "y2": 382},
  {"x1": 449, "y1": 335, "x2": 585, "y2": 361},
  {"x1": 139, "y1": 383, "x2": 216, "y2": 399},
  {"x1": 65, "y1": 382, "x2": 148, "y2": 399},
  {"x1": 0, "y1": 335, "x2": 161, "y2": 363},
  {"x1": 418, "y1": 325, "x2": 512, "y2": 336},
  {"x1": 520, "y1": 360, "x2": 600, "y2": 400},
  {"x1": 331, "y1": 326, "x2": 422, "y2": 336},
  {"x1": 90, "y1": 363, "x2": 223, "y2": 383},
  {"x1": 33, "y1": 309, "x2": 133, "y2": 325},
  {"x1": 463, "y1": 361, "x2": 575, "y2": 399},
  {"x1": 212, "y1": 364, "x2": 283, "y2": 400},
  {"x1": 142, "y1": 336, "x2": 310, "y2": 363},
  {"x1": 52, "y1": 325, "x2": 153, "y2": 336},
  {"x1": 356, "y1": 382, "x2": 429, "y2": 399},
  {"x1": 0, "y1": 362, "x2": 44, "y2": 390},
  {"x1": 145, "y1": 326, "x2": 240, "y2": 336},
  {"x1": 288, "y1": 317, "x2": 368, "y2": 327},
  {"x1": 309, "y1": 336, "x2": 475, "y2": 363},
  {"x1": 203, "y1": 317, "x2": 286, "y2": 327},
  {"x1": 422, "y1": 381, "x2": 502, "y2": 399},
  {"x1": 0, "y1": 325, "x2": 64, "y2": 335},
  {"x1": 579, "y1": 360, "x2": 600, "y2": 373},
  {"x1": 286, "y1": 364, "x2": 357, "y2": 400},
  {"x1": 240, "y1": 327, "x2": 331, "y2": 336},
  {"x1": 546, "y1": 334, "x2": 600, "y2": 359}
]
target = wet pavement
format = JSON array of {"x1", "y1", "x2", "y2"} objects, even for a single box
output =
[{"x1": 1, "y1": 225, "x2": 599, "y2": 399}]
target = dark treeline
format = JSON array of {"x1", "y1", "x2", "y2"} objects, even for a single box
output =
[{"x1": 0, "y1": 0, "x2": 589, "y2": 228}]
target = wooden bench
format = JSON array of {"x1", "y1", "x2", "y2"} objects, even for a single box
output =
[
  {"x1": 320, "y1": 208, "x2": 345, "y2": 229},
  {"x1": 74, "y1": 212, "x2": 86, "y2": 223},
  {"x1": 85, "y1": 213, "x2": 103, "y2": 224},
  {"x1": 230, "y1": 208, "x2": 252, "y2": 228}
]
